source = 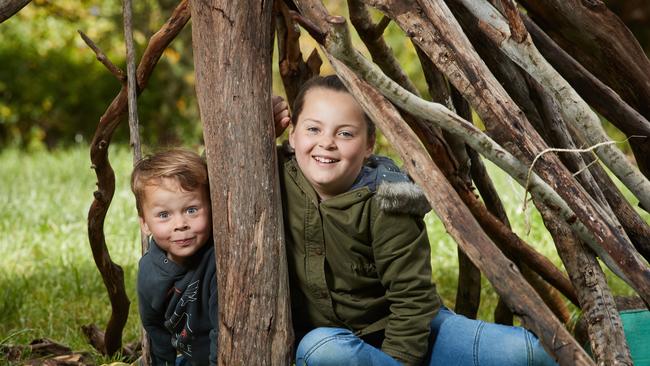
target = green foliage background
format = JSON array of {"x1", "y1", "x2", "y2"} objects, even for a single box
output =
[
  {"x1": 1, "y1": 0, "x2": 647, "y2": 150},
  {"x1": 0, "y1": 0, "x2": 200, "y2": 150}
]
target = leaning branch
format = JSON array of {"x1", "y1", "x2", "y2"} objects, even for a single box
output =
[
  {"x1": 523, "y1": 15, "x2": 650, "y2": 179},
  {"x1": 455, "y1": 0, "x2": 650, "y2": 211}
]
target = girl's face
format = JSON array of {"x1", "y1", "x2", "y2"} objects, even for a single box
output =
[{"x1": 289, "y1": 88, "x2": 374, "y2": 200}]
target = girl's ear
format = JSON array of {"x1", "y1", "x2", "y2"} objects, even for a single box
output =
[
  {"x1": 288, "y1": 124, "x2": 296, "y2": 149},
  {"x1": 365, "y1": 134, "x2": 376, "y2": 158}
]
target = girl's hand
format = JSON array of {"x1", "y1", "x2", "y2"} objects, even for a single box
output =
[{"x1": 272, "y1": 95, "x2": 291, "y2": 138}]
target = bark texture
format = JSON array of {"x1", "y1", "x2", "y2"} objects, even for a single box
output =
[
  {"x1": 538, "y1": 207, "x2": 632, "y2": 365},
  {"x1": 190, "y1": 1, "x2": 292, "y2": 364}
]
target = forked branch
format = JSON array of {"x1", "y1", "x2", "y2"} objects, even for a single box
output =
[{"x1": 85, "y1": 0, "x2": 190, "y2": 355}]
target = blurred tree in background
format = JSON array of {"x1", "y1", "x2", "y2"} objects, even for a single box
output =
[
  {"x1": 0, "y1": 0, "x2": 199, "y2": 149},
  {"x1": 0, "y1": 0, "x2": 647, "y2": 150}
]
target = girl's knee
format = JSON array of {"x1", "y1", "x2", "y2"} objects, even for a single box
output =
[
  {"x1": 482, "y1": 325, "x2": 558, "y2": 366},
  {"x1": 295, "y1": 327, "x2": 361, "y2": 366},
  {"x1": 429, "y1": 314, "x2": 558, "y2": 366},
  {"x1": 523, "y1": 329, "x2": 559, "y2": 366}
]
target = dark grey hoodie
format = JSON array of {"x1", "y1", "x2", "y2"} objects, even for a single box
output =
[{"x1": 137, "y1": 239, "x2": 217, "y2": 366}]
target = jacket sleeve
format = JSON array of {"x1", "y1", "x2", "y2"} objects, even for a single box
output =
[
  {"x1": 371, "y1": 201, "x2": 441, "y2": 366},
  {"x1": 138, "y1": 295, "x2": 177, "y2": 366},
  {"x1": 137, "y1": 256, "x2": 177, "y2": 366}
]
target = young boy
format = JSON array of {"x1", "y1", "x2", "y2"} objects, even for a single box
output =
[
  {"x1": 132, "y1": 148, "x2": 217, "y2": 366},
  {"x1": 275, "y1": 75, "x2": 557, "y2": 366}
]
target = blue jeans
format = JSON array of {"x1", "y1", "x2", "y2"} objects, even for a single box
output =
[{"x1": 295, "y1": 308, "x2": 558, "y2": 366}]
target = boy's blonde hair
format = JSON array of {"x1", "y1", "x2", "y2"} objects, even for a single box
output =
[{"x1": 131, "y1": 148, "x2": 209, "y2": 216}]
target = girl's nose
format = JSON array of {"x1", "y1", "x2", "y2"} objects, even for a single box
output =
[{"x1": 318, "y1": 136, "x2": 336, "y2": 150}]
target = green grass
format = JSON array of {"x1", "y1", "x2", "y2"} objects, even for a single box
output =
[
  {"x1": 0, "y1": 145, "x2": 141, "y2": 364},
  {"x1": 0, "y1": 144, "x2": 647, "y2": 363}
]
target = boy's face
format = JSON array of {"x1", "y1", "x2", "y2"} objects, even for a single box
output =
[
  {"x1": 289, "y1": 88, "x2": 374, "y2": 200},
  {"x1": 139, "y1": 178, "x2": 212, "y2": 265}
]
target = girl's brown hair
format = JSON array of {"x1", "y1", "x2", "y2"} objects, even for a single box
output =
[{"x1": 292, "y1": 75, "x2": 376, "y2": 139}]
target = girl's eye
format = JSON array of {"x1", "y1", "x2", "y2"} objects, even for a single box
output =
[
  {"x1": 157, "y1": 212, "x2": 169, "y2": 219},
  {"x1": 338, "y1": 131, "x2": 353, "y2": 138},
  {"x1": 306, "y1": 126, "x2": 319, "y2": 134},
  {"x1": 186, "y1": 207, "x2": 198, "y2": 215}
]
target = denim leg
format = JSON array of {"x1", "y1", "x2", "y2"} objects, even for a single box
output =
[
  {"x1": 295, "y1": 327, "x2": 402, "y2": 366},
  {"x1": 428, "y1": 309, "x2": 558, "y2": 366},
  {"x1": 175, "y1": 355, "x2": 187, "y2": 366}
]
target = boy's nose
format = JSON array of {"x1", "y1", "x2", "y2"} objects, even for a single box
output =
[{"x1": 174, "y1": 218, "x2": 189, "y2": 231}]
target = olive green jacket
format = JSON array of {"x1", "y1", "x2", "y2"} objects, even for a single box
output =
[{"x1": 281, "y1": 156, "x2": 441, "y2": 366}]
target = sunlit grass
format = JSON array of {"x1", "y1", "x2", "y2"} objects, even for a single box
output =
[
  {"x1": 0, "y1": 144, "x2": 647, "y2": 363},
  {"x1": 0, "y1": 145, "x2": 141, "y2": 364}
]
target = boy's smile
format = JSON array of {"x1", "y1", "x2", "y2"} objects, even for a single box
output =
[
  {"x1": 289, "y1": 88, "x2": 374, "y2": 200},
  {"x1": 139, "y1": 178, "x2": 212, "y2": 265}
]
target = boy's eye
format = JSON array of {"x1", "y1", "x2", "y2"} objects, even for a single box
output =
[
  {"x1": 157, "y1": 212, "x2": 169, "y2": 219},
  {"x1": 306, "y1": 126, "x2": 319, "y2": 134},
  {"x1": 186, "y1": 207, "x2": 198, "y2": 215}
]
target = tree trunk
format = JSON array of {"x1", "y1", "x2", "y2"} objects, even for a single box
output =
[{"x1": 190, "y1": 1, "x2": 292, "y2": 364}]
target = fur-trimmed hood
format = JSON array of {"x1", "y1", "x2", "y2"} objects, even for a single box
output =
[{"x1": 351, "y1": 155, "x2": 431, "y2": 217}]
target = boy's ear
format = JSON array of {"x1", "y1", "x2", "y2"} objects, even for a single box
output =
[{"x1": 139, "y1": 217, "x2": 151, "y2": 236}]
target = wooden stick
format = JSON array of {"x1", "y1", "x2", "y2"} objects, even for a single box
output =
[
  {"x1": 275, "y1": 1, "x2": 321, "y2": 105},
  {"x1": 518, "y1": 0, "x2": 650, "y2": 123},
  {"x1": 495, "y1": 0, "x2": 527, "y2": 43},
  {"x1": 538, "y1": 205, "x2": 632, "y2": 365},
  {"x1": 123, "y1": 0, "x2": 142, "y2": 165},
  {"x1": 347, "y1": 0, "x2": 417, "y2": 94}
]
